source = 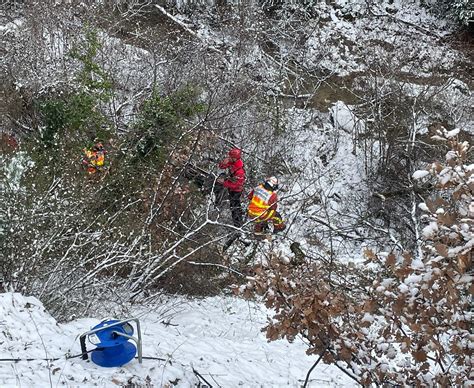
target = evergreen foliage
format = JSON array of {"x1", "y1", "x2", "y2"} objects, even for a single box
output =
[
  {"x1": 35, "y1": 27, "x2": 111, "y2": 153},
  {"x1": 131, "y1": 86, "x2": 204, "y2": 163}
]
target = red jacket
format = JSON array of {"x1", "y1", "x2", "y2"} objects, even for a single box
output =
[{"x1": 219, "y1": 158, "x2": 245, "y2": 192}]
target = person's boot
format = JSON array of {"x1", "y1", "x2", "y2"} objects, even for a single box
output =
[
  {"x1": 254, "y1": 223, "x2": 266, "y2": 240},
  {"x1": 273, "y1": 223, "x2": 286, "y2": 234}
]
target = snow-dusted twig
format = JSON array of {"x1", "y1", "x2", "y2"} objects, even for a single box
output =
[
  {"x1": 27, "y1": 309, "x2": 53, "y2": 388},
  {"x1": 153, "y1": 4, "x2": 230, "y2": 66},
  {"x1": 187, "y1": 261, "x2": 245, "y2": 277},
  {"x1": 302, "y1": 214, "x2": 363, "y2": 241},
  {"x1": 367, "y1": 6, "x2": 442, "y2": 40}
]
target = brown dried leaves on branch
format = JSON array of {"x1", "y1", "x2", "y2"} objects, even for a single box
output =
[{"x1": 237, "y1": 136, "x2": 473, "y2": 386}]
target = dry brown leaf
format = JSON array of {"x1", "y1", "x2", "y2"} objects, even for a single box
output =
[
  {"x1": 420, "y1": 362, "x2": 430, "y2": 371},
  {"x1": 385, "y1": 253, "x2": 396, "y2": 267},
  {"x1": 402, "y1": 253, "x2": 412, "y2": 268},
  {"x1": 363, "y1": 300, "x2": 376, "y2": 313},
  {"x1": 457, "y1": 254, "x2": 471, "y2": 273},
  {"x1": 356, "y1": 331, "x2": 365, "y2": 340},
  {"x1": 425, "y1": 198, "x2": 438, "y2": 213},
  {"x1": 434, "y1": 196, "x2": 449, "y2": 208},
  {"x1": 396, "y1": 267, "x2": 412, "y2": 279},
  {"x1": 360, "y1": 320, "x2": 371, "y2": 328},
  {"x1": 364, "y1": 249, "x2": 376, "y2": 260},
  {"x1": 469, "y1": 181, "x2": 474, "y2": 192},
  {"x1": 438, "y1": 212, "x2": 456, "y2": 226},
  {"x1": 412, "y1": 350, "x2": 427, "y2": 362},
  {"x1": 339, "y1": 346, "x2": 352, "y2": 362},
  {"x1": 393, "y1": 297, "x2": 405, "y2": 314},
  {"x1": 435, "y1": 243, "x2": 449, "y2": 258}
]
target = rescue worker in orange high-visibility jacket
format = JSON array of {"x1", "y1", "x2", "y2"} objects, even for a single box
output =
[
  {"x1": 82, "y1": 141, "x2": 106, "y2": 174},
  {"x1": 247, "y1": 176, "x2": 286, "y2": 235}
]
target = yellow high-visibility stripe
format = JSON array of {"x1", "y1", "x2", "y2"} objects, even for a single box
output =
[
  {"x1": 248, "y1": 208, "x2": 274, "y2": 222},
  {"x1": 95, "y1": 153, "x2": 105, "y2": 166}
]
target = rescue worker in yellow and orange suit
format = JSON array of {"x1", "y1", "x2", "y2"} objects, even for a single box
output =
[
  {"x1": 82, "y1": 140, "x2": 106, "y2": 174},
  {"x1": 247, "y1": 176, "x2": 286, "y2": 235}
]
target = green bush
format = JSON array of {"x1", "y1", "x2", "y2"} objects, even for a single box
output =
[
  {"x1": 69, "y1": 27, "x2": 112, "y2": 100},
  {"x1": 131, "y1": 86, "x2": 205, "y2": 164},
  {"x1": 38, "y1": 91, "x2": 107, "y2": 148},
  {"x1": 33, "y1": 25, "x2": 112, "y2": 175}
]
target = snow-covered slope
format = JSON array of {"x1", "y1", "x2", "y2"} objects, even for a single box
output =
[{"x1": 0, "y1": 293, "x2": 353, "y2": 387}]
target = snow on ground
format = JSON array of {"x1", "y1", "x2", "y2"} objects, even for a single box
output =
[
  {"x1": 302, "y1": 0, "x2": 460, "y2": 77},
  {"x1": 222, "y1": 99, "x2": 373, "y2": 266},
  {"x1": 0, "y1": 20, "x2": 23, "y2": 34},
  {"x1": 279, "y1": 104, "x2": 368, "y2": 201},
  {"x1": 239, "y1": 103, "x2": 371, "y2": 265},
  {"x1": 0, "y1": 152, "x2": 32, "y2": 192},
  {"x1": 0, "y1": 293, "x2": 354, "y2": 387}
]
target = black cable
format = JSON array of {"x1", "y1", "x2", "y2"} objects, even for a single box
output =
[
  {"x1": 139, "y1": 356, "x2": 167, "y2": 362},
  {"x1": 0, "y1": 350, "x2": 172, "y2": 364},
  {"x1": 193, "y1": 367, "x2": 213, "y2": 387},
  {"x1": 0, "y1": 348, "x2": 101, "y2": 363},
  {"x1": 69, "y1": 348, "x2": 103, "y2": 359},
  {"x1": 1, "y1": 354, "x2": 218, "y2": 386},
  {"x1": 0, "y1": 358, "x2": 61, "y2": 362}
]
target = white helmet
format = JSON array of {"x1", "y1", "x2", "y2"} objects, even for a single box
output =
[{"x1": 265, "y1": 176, "x2": 279, "y2": 190}]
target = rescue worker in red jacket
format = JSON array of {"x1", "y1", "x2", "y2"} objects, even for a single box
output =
[
  {"x1": 216, "y1": 148, "x2": 245, "y2": 227},
  {"x1": 247, "y1": 176, "x2": 285, "y2": 234}
]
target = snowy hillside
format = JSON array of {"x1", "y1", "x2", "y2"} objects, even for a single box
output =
[
  {"x1": 0, "y1": 293, "x2": 353, "y2": 387},
  {"x1": 0, "y1": 1, "x2": 472, "y2": 386}
]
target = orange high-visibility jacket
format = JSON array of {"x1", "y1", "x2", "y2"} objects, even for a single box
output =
[
  {"x1": 93, "y1": 151, "x2": 105, "y2": 167},
  {"x1": 247, "y1": 184, "x2": 278, "y2": 221},
  {"x1": 84, "y1": 150, "x2": 105, "y2": 167},
  {"x1": 83, "y1": 148, "x2": 105, "y2": 174}
]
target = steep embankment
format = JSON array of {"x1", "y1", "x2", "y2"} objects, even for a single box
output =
[{"x1": 0, "y1": 293, "x2": 353, "y2": 387}]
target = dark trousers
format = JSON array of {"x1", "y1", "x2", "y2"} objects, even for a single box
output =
[
  {"x1": 213, "y1": 179, "x2": 226, "y2": 206},
  {"x1": 214, "y1": 184, "x2": 243, "y2": 228},
  {"x1": 228, "y1": 190, "x2": 243, "y2": 228}
]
